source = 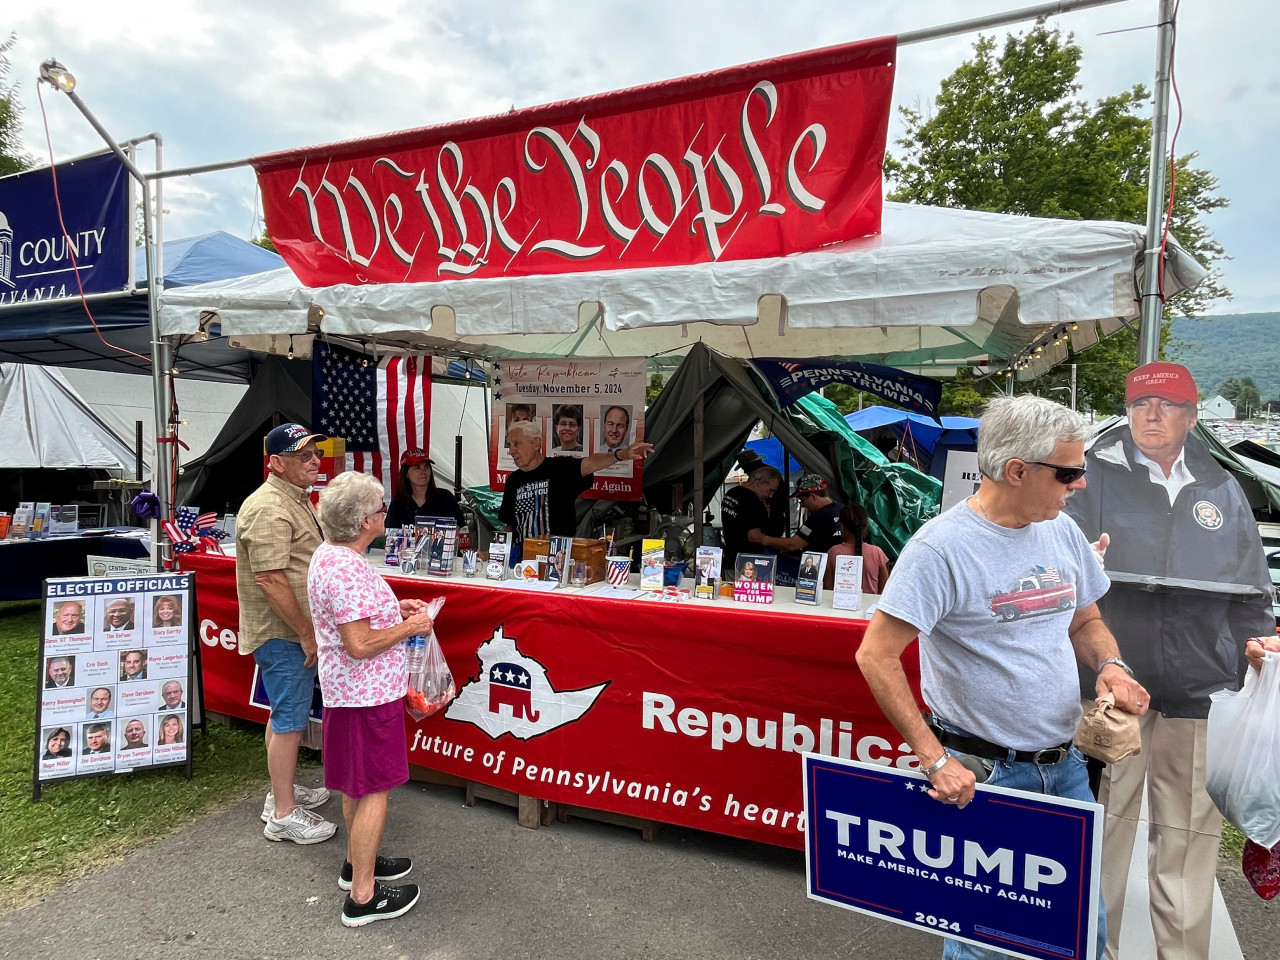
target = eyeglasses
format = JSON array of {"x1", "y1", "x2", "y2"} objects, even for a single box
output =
[
  {"x1": 1027, "y1": 461, "x2": 1087, "y2": 484},
  {"x1": 278, "y1": 450, "x2": 322, "y2": 462}
]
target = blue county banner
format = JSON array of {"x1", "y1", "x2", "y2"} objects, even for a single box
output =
[
  {"x1": 804, "y1": 754, "x2": 1102, "y2": 960},
  {"x1": 0, "y1": 152, "x2": 131, "y2": 307},
  {"x1": 752, "y1": 358, "x2": 941, "y2": 414}
]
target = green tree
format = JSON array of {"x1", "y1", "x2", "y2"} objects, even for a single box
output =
[
  {"x1": 885, "y1": 27, "x2": 1230, "y2": 411},
  {"x1": 251, "y1": 234, "x2": 278, "y2": 253},
  {"x1": 0, "y1": 33, "x2": 31, "y2": 175},
  {"x1": 645, "y1": 373, "x2": 664, "y2": 406},
  {"x1": 1234, "y1": 384, "x2": 1261, "y2": 420},
  {"x1": 1218, "y1": 377, "x2": 1256, "y2": 403}
]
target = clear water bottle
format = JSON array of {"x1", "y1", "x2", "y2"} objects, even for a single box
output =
[{"x1": 405, "y1": 634, "x2": 426, "y2": 672}]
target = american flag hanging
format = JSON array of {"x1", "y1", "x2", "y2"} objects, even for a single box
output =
[{"x1": 313, "y1": 342, "x2": 431, "y2": 496}]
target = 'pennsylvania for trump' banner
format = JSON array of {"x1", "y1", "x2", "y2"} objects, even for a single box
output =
[
  {"x1": 752, "y1": 358, "x2": 941, "y2": 415},
  {"x1": 253, "y1": 38, "x2": 895, "y2": 287},
  {"x1": 313, "y1": 343, "x2": 431, "y2": 496}
]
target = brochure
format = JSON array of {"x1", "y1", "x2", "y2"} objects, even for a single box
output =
[
  {"x1": 428, "y1": 518, "x2": 458, "y2": 575},
  {"x1": 546, "y1": 535, "x2": 573, "y2": 583},
  {"x1": 794, "y1": 551, "x2": 826, "y2": 605},
  {"x1": 640, "y1": 538, "x2": 665, "y2": 591},
  {"x1": 47, "y1": 505, "x2": 79, "y2": 536},
  {"x1": 733, "y1": 553, "x2": 775, "y2": 605},
  {"x1": 832, "y1": 554, "x2": 864, "y2": 611},
  {"x1": 486, "y1": 533, "x2": 510, "y2": 580},
  {"x1": 694, "y1": 546, "x2": 723, "y2": 600}
]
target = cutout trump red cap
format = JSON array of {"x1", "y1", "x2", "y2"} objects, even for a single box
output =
[{"x1": 1125, "y1": 362, "x2": 1198, "y2": 407}]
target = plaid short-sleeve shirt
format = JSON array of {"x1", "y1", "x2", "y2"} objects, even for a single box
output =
[{"x1": 234, "y1": 473, "x2": 324, "y2": 654}]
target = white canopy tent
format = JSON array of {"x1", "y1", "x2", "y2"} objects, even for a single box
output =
[
  {"x1": 0, "y1": 364, "x2": 139, "y2": 471},
  {"x1": 158, "y1": 202, "x2": 1206, "y2": 378}
]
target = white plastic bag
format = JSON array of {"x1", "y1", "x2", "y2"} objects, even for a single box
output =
[
  {"x1": 404, "y1": 597, "x2": 454, "y2": 721},
  {"x1": 1206, "y1": 651, "x2": 1280, "y2": 849}
]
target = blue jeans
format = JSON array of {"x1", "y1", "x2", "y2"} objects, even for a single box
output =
[
  {"x1": 933, "y1": 717, "x2": 1106, "y2": 960},
  {"x1": 252, "y1": 637, "x2": 316, "y2": 734}
]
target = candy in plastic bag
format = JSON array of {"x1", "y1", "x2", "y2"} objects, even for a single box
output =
[{"x1": 1242, "y1": 838, "x2": 1280, "y2": 901}]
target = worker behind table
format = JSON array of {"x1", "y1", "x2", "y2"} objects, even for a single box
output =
[
  {"x1": 857, "y1": 394, "x2": 1148, "y2": 960},
  {"x1": 499, "y1": 419, "x2": 652, "y2": 558},
  {"x1": 768, "y1": 473, "x2": 844, "y2": 556},
  {"x1": 384, "y1": 449, "x2": 463, "y2": 529},
  {"x1": 720, "y1": 466, "x2": 781, "y2": 570},
  {"x1": 1063, "y1": 361, "x2": 1274, "y2": 960}
]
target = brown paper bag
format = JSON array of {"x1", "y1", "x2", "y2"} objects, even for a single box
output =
[{"x1": 1074, "y1": 693, "x2": 1142, "y2": 763}]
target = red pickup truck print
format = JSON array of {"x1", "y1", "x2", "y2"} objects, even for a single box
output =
[{"x1": 989, "y1": 569, "x2": 1075, "y2": 621}]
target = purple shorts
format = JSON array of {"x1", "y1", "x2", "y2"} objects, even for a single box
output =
[{"x1": 321, "y1": 698, "x2": 409, "y2": 799}]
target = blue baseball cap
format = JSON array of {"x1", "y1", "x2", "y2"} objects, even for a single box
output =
[{"x1": 265, "y1": 423, "x2": 326, "y2": 457}]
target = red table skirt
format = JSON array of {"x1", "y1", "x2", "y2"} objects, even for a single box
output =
[{"x1": 183, "y1": 553, "x2": 920, "y2": 849}]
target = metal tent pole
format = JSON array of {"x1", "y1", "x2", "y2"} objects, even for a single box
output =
[{"x1": 1137, "y1": 0, "x2": 1177, "y2": 365}]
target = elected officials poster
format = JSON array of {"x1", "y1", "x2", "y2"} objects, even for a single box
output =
[{"x1": 36, "y1": 574, "x2": 193, "y2": 794}]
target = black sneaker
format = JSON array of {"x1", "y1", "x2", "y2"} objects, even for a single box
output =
[
  {"x1": 340, "y1": 881, "x2": 420, "y2": 928},
  {"x1": 338, "y1": 855, "x2": 413, "y2": 891}
]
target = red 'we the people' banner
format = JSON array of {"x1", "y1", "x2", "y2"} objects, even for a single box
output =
[{"x1": 253, "y1": 38, "x2": 895, "y2": 287}]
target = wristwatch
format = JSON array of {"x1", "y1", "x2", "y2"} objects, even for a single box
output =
[
  {"x1": 1098, "y1": 656, "x2": 1134, "y2": 678},
  {"x1": 614, "y1": 449, "x2": 623, "y2": 462},
  {"x1": 920, "y1": 750, "x2": 952, "y2": 778}
]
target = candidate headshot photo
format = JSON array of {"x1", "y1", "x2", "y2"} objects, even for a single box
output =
[
  {"x1": 83, "y1": 722, "x2": 113, "y2": 754},
  {"x1": 505, "y1": 402, "x2": 535, "y2": 424},
  {"x1": 157, "y1": 714, "x2": 185, "y2": 745},
  {"x1": 119, "y1": 649, "x2": 148, "y2": 682},
  {"x1": 49, "y1": 600, "x2": 86, "y2": 636},
  {"x1": 151, "y1": 595, "x2": 183, "y2": 629},
  {"x1": 41, "y1": 726, "x2": 74, "y2": 760},
  {"x1": 737, "y1": 558, "x2": 758, "y2": 582},
  {"x1": 44, "y1": 655, "x2": 76, "y2": 689},
  {"x1": 86, "y1": 687, "x2": 114, "y2": 719},
  {"x1": 551, "y1": 404, "x2": 584, "y2": 452},
  {"x1": 158, "y1": 680, "x2": 186, "y2": 711},
  {"x1": 599, "y1": 405, "x2": 632, "y2": 453},
  {"x1": 120, "y1": 718, "x2": 149, "y2": 751},
  {"x1": 102, "y1": 598, "x2": 137, "y2": 632}
]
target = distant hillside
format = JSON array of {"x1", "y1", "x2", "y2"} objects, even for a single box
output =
[{"x1": 1170, "y1": 313, "x2": 1280, "y2": 401}]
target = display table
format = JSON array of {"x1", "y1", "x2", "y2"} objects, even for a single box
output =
[
  {"x1": 182, "y1": 551, "x2": 921, "y2": 849},
  {"x1": 0, "y1": 531, "x2": 150, "y2": 601}
]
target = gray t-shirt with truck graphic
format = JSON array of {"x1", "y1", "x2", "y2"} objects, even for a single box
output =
[{"x1": 877, "y1": 502, "x2": 1110, "y2": 751}]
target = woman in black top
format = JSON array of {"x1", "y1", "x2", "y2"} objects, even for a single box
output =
[{"x1": 384, "y1": 449, "x2": 463, "y2": 529}]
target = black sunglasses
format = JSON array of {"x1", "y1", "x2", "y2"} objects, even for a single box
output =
[{"x1": 1027, "y1": 461, "x2": 1087, "y2": 484}]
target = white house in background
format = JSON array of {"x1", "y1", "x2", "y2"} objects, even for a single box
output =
[{"x1": 1198, "y1": 395, "x2": 1235, "y2": 420}]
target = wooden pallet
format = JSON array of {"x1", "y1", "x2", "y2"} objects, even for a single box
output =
[{"x1": 556, "y1": 802, "x2": 663, "y2": 842}]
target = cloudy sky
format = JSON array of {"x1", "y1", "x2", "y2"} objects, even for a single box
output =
[{"x1": 5, "y1": 0, "x2": 1275, "y2": 314}]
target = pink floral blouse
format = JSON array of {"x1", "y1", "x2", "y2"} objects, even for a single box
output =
[{"x1": 307, "y1": 541, "x2": 407, "y2": 707}]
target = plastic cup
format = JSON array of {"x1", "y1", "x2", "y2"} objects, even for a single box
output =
[{"x1": 605, "y1": 556, "x2": 631, "y2": 586}]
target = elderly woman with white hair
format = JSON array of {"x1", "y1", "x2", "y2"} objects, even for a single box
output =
[{"x1": 309, "y1": 470, "x2": 434, "y2": 928}]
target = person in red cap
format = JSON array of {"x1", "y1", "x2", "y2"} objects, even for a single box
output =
[
  {"x1": 1064, "y1": 362, "x2": 1272, "y2": 960},
  {"x1": 384, "y1": 449, "x2": 463, "y2": 529}
]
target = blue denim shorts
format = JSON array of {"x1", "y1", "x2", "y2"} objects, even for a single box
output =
[{"x1": 253, "y1": 638, "x2": 317, "y2": 734}]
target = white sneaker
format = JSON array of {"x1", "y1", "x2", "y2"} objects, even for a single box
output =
[
  {"x1": 263, "y1": 805, "x2": 338, "y2": 844},
  {"x1": 261, "y1": 783, "x2": 332, "y2": 822}
]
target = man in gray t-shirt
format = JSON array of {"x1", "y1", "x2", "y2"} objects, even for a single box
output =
[{"x1": 856, "y1": 395, "x2": 1148, "y2": 960}]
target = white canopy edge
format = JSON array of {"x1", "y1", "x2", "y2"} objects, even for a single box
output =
[{"x1": 159, "y1": 202, "x2": 1206, "y2": 368}]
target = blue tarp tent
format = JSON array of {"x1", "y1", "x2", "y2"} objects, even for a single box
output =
[
  {"x1": 844, "y1": 405, "x2": 980, "y2": 479},
  {"x1": 0, "y1": 232, "x2": 284, "y2": 382}
]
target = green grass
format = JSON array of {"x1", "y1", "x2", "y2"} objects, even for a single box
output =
[{"x1": 0, "y1": 601, "x2": 279, "y2": 909}]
